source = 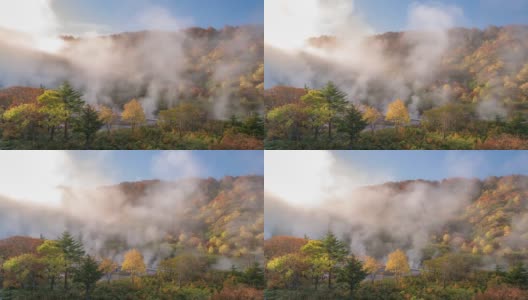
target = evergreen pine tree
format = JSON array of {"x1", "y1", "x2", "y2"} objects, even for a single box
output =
[
  {"x1": 337, "y1": 256, "x2": 368, "y2": 296},
  {"x1": 338, "y1": 104, "x2": 367, "y2": 147},
  {"x1": 58, "y1": 231, "x2": 85, "y2": 290},
  {"x1": 74, "y1": 255, "x2": 103, "y2": 300},
  {"x1": 322, "y1": 231, "x2": 348, "y2": 289},
  {"x1": 74, "y1": 104, "x2": 103, "y2": 148},
  {"x1": 321, "y1": 81, "x2": 348, "y2": 140},
  {"x1": 58, "y1": 81, "x2": 84, "y2": 140}
]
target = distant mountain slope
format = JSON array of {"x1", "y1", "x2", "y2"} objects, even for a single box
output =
[
  {"x1": 0, "y1": 25, "x2": 264, "y2": 116},
  {"x1": 266, "y1": 25, "x2": 528, "y2": 114},
  {"x1": 266, "y1": 175, "x2": 528, "y2": 263},
  {"x1": 358, "y1": 175, "x2": 528, "y2": 259},
  {"x1": 0, "y1": 175, "x2": 264, "y2": 264}
]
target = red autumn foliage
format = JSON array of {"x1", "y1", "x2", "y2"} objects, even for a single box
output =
[
  {"x1": 474, "y1": 286, "x2": 528, "y2": 300},
  {"x1": 0, "y1": 87, "x2": 44, "y2": 108},
  {"x1": 211, "y1": 284, "x2": 263, "y2": 300},
  {"x1": 212, "y1": 130, "x2": 264, "y2": 150},
  {"x1": 476, "y1": 134, "x2": 528, "y2": 150},
  {"x1": 264, "y1": 236, "x2": 309, "y2": 260},
  {"x1": 264, "y1": 86, "x2": 307, "y2": 110},
  {"x1": 0, "y1": 236, "x2": 44, "y2": 259}
]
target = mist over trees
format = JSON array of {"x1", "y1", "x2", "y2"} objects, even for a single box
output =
[
  {"x1": 0, "y1": 25, "x2": 264, "y2": 150},
  {"x1": 265, "y1": 175, "x2": 528, "y2": 299},
  {"x1": 0, "y1": 81, "x2": 264, "y2": 149},
  {"x1": 0, "y1": 232, "x2": 265, "y2": 299},
  {"x1": 265, "y1": 23, "x2": 528, "y2": 150},
  {"x1": 0, "y1": 175, "x2": 265, "y2": 299}
]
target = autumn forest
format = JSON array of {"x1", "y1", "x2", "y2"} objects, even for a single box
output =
[
  {"x1": 0, "y1": 173, "x2": 265, "y2": 300},
  {"x1": 0, "y1": 26, "x2": 264, "y2": 150},
  {"x1": 265, "y1": 170, "x2": 528, "y2": 299},
  {"x1": 3, "y1": 1, "x2": 528, "y2": 300},
  {"x1": 265, "y1": 26, "x2": 528, "y2": 150}
]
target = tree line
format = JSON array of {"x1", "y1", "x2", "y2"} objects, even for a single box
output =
[
  {"x1": 0, "y1": 232, "x2": 266, "y2": 300},
  {"x1": 0, "y1": 82, "x2": 265, "y2": 149},
  {"x1": 265, "y1": 232, "x2": 528, "y2": 299},
  {"x1": 266, "y1": 82, "x2": 528, "y2": 150}
]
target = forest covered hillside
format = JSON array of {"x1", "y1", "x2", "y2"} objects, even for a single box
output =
[
  {"x1": 0, "y1": 175, "x2": 264, "y2": 299},
  {"x1": 0, "y1": 236, "x2": 44, "y2": 259},
  {"x1": 265, "y1": 26, "x2": 528, "y2": 149},
  {"x1": 264, "y1": 175, "x2": 528, "y2": 299},
  {"x1": 0, "y1": 25, "x2": 265, "y2": 150},
  {"x1": 0, "y1": 175, "x2": 264, "y2": 266},
  {"x1": 266, "y1": 175, "x2": 528, "y2": 264},
  {"x1": 269, "y1": 25, "x2": 528, "y2": 110},
  {"x1": 1, "y1": 25, "x2": 264, "y2": 116}
]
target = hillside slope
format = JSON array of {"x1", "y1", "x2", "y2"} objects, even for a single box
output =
[
  {"x1": 266, "y1": 175, "x2": 528, "y2": 264},
  {"x1": 266, "y1": 25, "x2": 528, "y2": 114},
  {"x1": 0, "y1": 175, "x2": 264, "y2": 264},
  {"x1": 0, "y1": 25, "x2": 264, "y2": 116}
]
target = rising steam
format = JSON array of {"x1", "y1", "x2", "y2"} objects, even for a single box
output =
[
  {"x1": 0, "y1": 0, "x2": 262, "y2": 118},
  {"x1": 264, "y1": 151, "x2": 528, "y2": 266},
  {"x1": 264, "y1": 0, "x2": 520, "y2": 118},
  {"x1": 0, "y1": 151, "x2": 257, "y2": 267}
]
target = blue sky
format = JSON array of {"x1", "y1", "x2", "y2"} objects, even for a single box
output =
[
  {"x1": 356, "y1": 0, "x2": 528, "y2": 33},
  {"x1": 336, "y1": 150, "x2": 528, "y2": 182},
  {"x1": 51, "y1": 0, "x2": 263, "y2": 34},
  {"x1": 71, "y1": 150, "x2": 263, "y2": 183}
]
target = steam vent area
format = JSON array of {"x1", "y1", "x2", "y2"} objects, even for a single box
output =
[{"x1": 2, "y1": 1, "x2": 528, "y2": 300}]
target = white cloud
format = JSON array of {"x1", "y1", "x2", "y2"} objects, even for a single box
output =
[
  {"x1": 0, "y1": 151, "x2": 67, "y2": 206},
  {"x1": 407, "y1": 2, "x2": 464, "y2": 31},
  {"x1": 138, "y1": 6, "x2": 193, "y2": 31},
  {"x1": 0, "y1": 0, "x2": 65, "y2": 53},
  {"x1": 265, "y1": 150, "x2": 394, "y2": 208},
  {"x1": 0, "y1": 151, "x2": 119, "y2": 206},
  {"x1": 0, "y1": 0, "x2": 59, "y2": 35},
  {"x1": 151, "y1": 151, "x2": 203, "y2": 180},
  {"x1": 265, "y1": 150, "x2": 337, "y2": 207},
  {"x1": 445, "y1": 151, "x2": 485, "y2": 178}
]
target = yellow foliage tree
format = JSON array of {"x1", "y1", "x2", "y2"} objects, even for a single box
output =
[
  {"x1": 218, "y1": 244, "x2": 230, "y2": 255},
  {"x1": 385, "y1": 249, "x2": 410, "y2": 281},
  {"x1": 99, "y1": 105, "x2": 118, "y2": 132},
  {"x1": 483, "y1": 244, "x2": 494, "y2": 255},
  {"x1": 504, "y1": 225, "x2": 511, "y2": 236},
  {"x1": 363, "y1": 256, "x2": 382, "y2": 282},
  {"x1": 385, "y1": 99, "x2": 410, "y2": 128},
  {"x1": 121, "y1": 99, "x2": 146, "y2": 130},
  {"x1": 98, "y1": 257, "x2": 118, "y2": 283},
  {"x1": 121, "y1": 249, "x2": 146, "y2": 286},
  {"x1": 443, "y1": 234, "x2": 451, "y2": 243},
  {"x1": 363, "y1": 106, "x2": 382, "y2": 131}
]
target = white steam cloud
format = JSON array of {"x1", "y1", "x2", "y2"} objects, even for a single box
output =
[
  {"x1": 264, "y1": 151, "x2": 503, "y2": 266},
  {"x1": 265, "y1": 0, "x2": 461, "y2": 107},
  {"x1": 0, "y1": 151, "x2": 264, "y2": 268},
  {"x1": 0, "y1": 151, "x2": 233, "y2": 266},
  {"x1": 0, "y1": 1, "x2": 262, "y2": 118},
  {"x1": 265, "y1": 0, "x2": 516, "y2": 119}
]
